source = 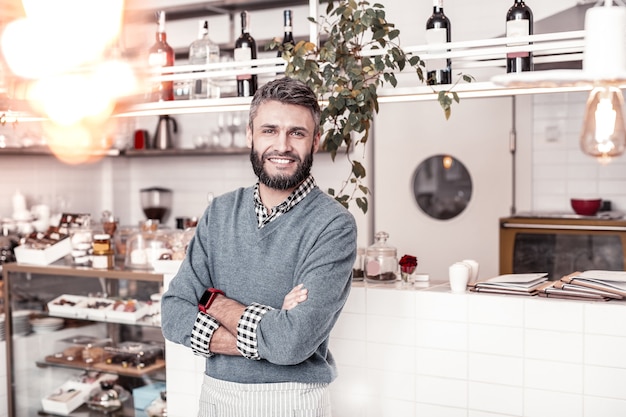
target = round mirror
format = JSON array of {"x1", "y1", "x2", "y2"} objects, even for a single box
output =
[{"x1": 412, "y1": 154, "x2": 472, "y2": 220}]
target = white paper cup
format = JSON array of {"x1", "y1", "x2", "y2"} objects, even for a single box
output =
[
  {"x1": 449, "y1": 262, "x2": 469, "y2": 293},
  {"x1": 462, "y1": 259, "x2": 479, "y2": 284}
]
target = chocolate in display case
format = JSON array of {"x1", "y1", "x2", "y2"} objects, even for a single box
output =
[
  {"x1": 104, "y1": 341, "x2": 164, "y2": 370},
  {"x1": 46, "y1": 335, "x2": 113, "y2": 366}
]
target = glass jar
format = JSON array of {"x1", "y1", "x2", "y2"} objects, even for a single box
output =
[
  {"x1": 124, "y1": 229, "x2": 172, "y2": 270},
  {"x1": 352, "y1": 247, "x2": 365, "y2": 281},
  {"x1": 365, "y1": 231, "x2": 398, "y2": 282}
]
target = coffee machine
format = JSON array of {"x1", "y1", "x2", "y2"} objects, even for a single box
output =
[{"x1": 140, "y1": 187, "x2": 173, "y2": 224}]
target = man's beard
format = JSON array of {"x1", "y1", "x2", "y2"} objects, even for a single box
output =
[{"x1": 250, "y1": 144, "x2": 314, "y2": 190}]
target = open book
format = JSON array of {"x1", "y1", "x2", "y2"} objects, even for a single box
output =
[{"x1": 469, "y1": 273, "x2": 548, "y2": 295}]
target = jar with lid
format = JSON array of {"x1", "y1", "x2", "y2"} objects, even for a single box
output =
[
  {"x1": 365, "y1": 231, "x2": 398, "y2": 282},
  {"x1": 92, "y1": 233, "x2": 114, "y2": 269},
  {"x1": 124, "y1": 226, "x2": 173, "y2": 270}
]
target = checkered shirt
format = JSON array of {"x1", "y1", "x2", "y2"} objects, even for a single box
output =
[
  {"x1": 253, "y1": 175, "x2": 317, "y2": 228},
  {"x1": 190, "y1": 311, "x2": 220, "y2": 358},
  {"x1": 236, "y1": 302, "x2": 274, "y2": 360}
]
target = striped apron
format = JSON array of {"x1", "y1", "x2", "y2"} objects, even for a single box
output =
[{"x1": 198, "y1": 375, "x2": 331, "y2": 417}]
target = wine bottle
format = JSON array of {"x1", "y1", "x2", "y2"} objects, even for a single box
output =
[
  {"x1": 189, "y1": 20, "x2": 221, "y2": 99},
  {"x1": 234, "y1": 11, "x2": 258, "y2": 97},
  {"x1": 425, "y1": 0, "x2": 451, "y2": 85},
  {"x1": 277, "y1": 9, "x2": 295, "y2": 58},
  {"x1": 506, "y1": 0, "x2": 533, "y2": 73},
  {"x1": 148, "y1": 10, "x2": 174, "y2": 101}
]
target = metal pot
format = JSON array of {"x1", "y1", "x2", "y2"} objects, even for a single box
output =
[{"x1": 152, "y1": 115, "x2": 178, "y2": 150}]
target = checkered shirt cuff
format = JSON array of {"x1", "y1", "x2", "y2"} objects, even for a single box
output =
[
  {"x1": 191, "y1": 311, "x2": 220, "y2": 358},
  {"x1": 236, "y1": 303, "x2": 274, "y2": 360}
]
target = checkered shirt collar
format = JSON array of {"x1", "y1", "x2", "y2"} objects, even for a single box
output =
[{"x1": 253, "y1": 175, "x2": 317, "y2": 228}]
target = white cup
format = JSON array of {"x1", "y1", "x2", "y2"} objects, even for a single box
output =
[
  {"x1": 462, "y1": 259, "x2": 479, "y2": 284},
  {"x1": 449, "y1": 262, "x2": 470, "y2": 293}
]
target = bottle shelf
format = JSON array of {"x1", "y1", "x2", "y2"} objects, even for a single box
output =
[
  {"x1": 116, "y1": 30, "x2": 607, "y2": 117},
  {"x1": 2, "y1": 31, "x2": 615, "y2": 122},
  {"x1": 1, "y1": 30, "x2": 606, "y2": 122}
]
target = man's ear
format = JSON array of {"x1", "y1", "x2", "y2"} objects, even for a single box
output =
[{"x1": 312, "y1": 132, "x2": 321, "y2": 153}]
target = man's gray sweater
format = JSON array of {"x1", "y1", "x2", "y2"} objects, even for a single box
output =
[{"x1": 161, "y1": 185, "x2": 357, "y2": 384}]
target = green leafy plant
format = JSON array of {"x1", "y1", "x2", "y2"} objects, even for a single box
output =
[{"x1": 269, "y1": 0, "x2": 472, "y2": 214}]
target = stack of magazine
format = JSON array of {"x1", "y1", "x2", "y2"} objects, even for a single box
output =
[
  {"x1": 537, "y1": 270, "x2": 626, "y2": 301},
  {"x1": 468, "y1": 273, "x2": 549, "y2": 296}
]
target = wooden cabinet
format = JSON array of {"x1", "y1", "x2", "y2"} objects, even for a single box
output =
[{"x1": 1, "y1": 263, "x2": 164, "y2": 417}]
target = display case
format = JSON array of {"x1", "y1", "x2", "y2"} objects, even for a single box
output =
[{"x1": 1, "y1": 262, "x2": 165, "y2": 417}]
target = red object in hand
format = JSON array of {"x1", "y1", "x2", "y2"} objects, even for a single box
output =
[
  {"x1": 198, "y1": 288, "x2": 225, "y2": 313},
  {"x1": 399, "y1": 254, "x2": 418, "y2": 275}
]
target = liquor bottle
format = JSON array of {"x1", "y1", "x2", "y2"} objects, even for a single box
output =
[
  {"x1": 234, "y1": 10, "x2": 258, "y2": 97},
  {"x1": 425, "y1": 0, "x2": 451, "y2": 85},
  {"x1": 277, "y1": 9, "x2": 295, "y2": 57},
  {"x1": 189, "y1": 20, "x2": 221, "y2": 99},
  {"x1": 506, "y1": 0, "x2": 533, "y2": 73},
  {"x1": 148, "y1": 10, "x2": 175, "y2": 101}
]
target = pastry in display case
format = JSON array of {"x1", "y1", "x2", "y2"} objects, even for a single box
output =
[
  {"x1": 86, "y1": 379, "x2": 131, "y2": 414},
  {"x1": 41, "y1": 371, "x2": 118, "y2": 416},
  {"x1": 47, "y1": 294, "x2": 151, "y2": 322},
  {"x1": 104, "y1": 341, "x2": 164, "y2": 369},
  {"x1": 46, "y1": 335, "x2": 113, "y2": 366}
]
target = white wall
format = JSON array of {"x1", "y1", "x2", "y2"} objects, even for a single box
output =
[
  {"x1": 530, "y1": 91, "x2": 626, "y2": 212},
  {"x1": 372, "y1": 96, "x2": 515, "y2": 281}
]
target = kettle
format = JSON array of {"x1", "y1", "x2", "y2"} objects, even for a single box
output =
[{"x1": 152, "y1": 115, "x2": 178, "y2": 150}]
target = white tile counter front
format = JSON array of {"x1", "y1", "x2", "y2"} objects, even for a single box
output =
[{"x1": 328, "y1": 280, "x2": 626, "y2": 417}]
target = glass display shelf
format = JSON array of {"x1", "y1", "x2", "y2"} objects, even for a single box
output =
[
  {"x1": 2, "y1": 262, "x2": 164, "y2": 417},
  {"x1": 35, "y1": 358, "x2": 166, "y2": 380}
]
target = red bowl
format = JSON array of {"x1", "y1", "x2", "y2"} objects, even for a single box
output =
[{"x1": 570, "y1": 198, "x2": 602, "y2": 216}]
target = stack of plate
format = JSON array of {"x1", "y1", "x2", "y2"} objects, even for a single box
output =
[
  {"x1": 12, "y1": 310, "x2": 32, "y2": 336},
  {"x1": 31, "y1": 317, "x2": 64, "y2": 334}
]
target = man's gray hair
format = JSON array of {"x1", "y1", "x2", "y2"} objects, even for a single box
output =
[{"x1": 248, "y1": 77, "x2": 321, "y2": 137}]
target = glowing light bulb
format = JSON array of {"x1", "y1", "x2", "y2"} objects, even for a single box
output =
[
  {"x1": 580, "y1": 86, "x2": 626, "y2": 164},
  {"x1": 442, "y1": 155, "x2": 453, "y2": 170},
  {"x1": 2, "y1": 0, "x2": 124, "y2": 79}
]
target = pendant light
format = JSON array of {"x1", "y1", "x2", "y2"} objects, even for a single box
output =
[
  {"x1": 580, "y1": 86, "x2": 626, "y2": 164},
  {"x1": 579, "y1": 0, "x2": 626, "y2": 164}
]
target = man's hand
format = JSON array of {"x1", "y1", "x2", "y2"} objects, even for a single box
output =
[{"x1": 282, "y1": 283, "x2": 308, "y2": 310}]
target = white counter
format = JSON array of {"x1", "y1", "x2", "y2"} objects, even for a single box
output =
[
  {"x1": 328, "y1": 279, "x2": 626, "y2": 417},
  {"x1": 164, "y1": 277, "x2": 626, "y2": 417}
]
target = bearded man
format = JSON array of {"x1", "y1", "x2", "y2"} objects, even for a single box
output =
[{"x1": 161, "y1": 77, "x2": 357, "y2": 417}]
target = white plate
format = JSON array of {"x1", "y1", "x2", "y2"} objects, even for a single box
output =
[{"x1": 31, "y1": 317, "x2": 64, "y2": 327}]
